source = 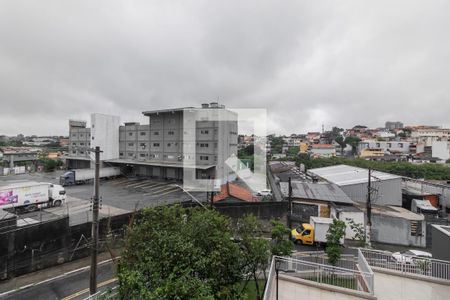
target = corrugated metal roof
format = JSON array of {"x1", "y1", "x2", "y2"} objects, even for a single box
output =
[
  {"x1": 280, "y1": 181, "x2": 354, "y2": 204},
  {"x1": 307, "y1": 164, "x2": 401, "y2": 186}
]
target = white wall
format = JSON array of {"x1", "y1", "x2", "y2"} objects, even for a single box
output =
[
  {"x1": 90, "y1": 113, "x2": 120, "y2": 160},
  {"x1": 432, "y1": 141, "x2": 449, "y2": 161}
]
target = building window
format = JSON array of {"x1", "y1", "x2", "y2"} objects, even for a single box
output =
[
  {"x1": 72, "y1": 151, "x2": 76, "y2": 154},
  {"x1": 80, "y1": 151, "x2": 85, "y2": 154},
  {"x1": 140, "y1": 132, "x2": 146, "y2": 136},
  {"x1": 200, "y1": 155, "x2": 209, "y2": 160},
  {"x1": 168, "y1": 131, "x2": 175, "y2": 135},
  {"x1": 72, "y1": 143, "x2": 76, "y2": 146},
  {"x1": 128, "y1": 153, "x2": 133, "y2": 157},
  {"x1": 80, "y1": 134, "x2": 84, "y2": 137},
  {"x1": 399, "y1": 143, "x2": 403, "y2": 148},
  {"x1": 128, "y1": 132, "x2": 133, "y2": 136},
  {"x1": 92, "y1": 136, "x2": 94, "y2": 140},
  {"x1": 201, "y1": 130, "x2": 209, "y2": 134},
  {"x1": 154, "y1": 131, "x2": 159, "y2": 135},
  {"x1": 410, "y1": 221, "x2": 422, "y2": 236},
  {"x1": 119, "y1": 152, "x2": 124, "y2": 156},
  {"x1": 153, "y1": 143, "x2": 160, "y2": 147},
  {"x1": 387, "y1": 143, "x2": 392, "y2": 148},
  {"x1": 128, "y1": 143, "x2": 134, "y2": 147},
  {"x1": 140, "y1": 143, "x2": 146, "y2": 149},
  {"x1": 376, "y1": 143, "x2": 380, "y2": 148},
  {"x1": 200, "y1": 143, "x2": 209, "y2": 148},
  {"x1": 167, "y1": 143, "x2": 171, "y2": 147},
  {"x1": 139, "y1": 153, "x2": 146, "y2": 158}
]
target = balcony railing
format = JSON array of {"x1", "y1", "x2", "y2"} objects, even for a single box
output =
[{"x1": 360, "y1": 248, "x2": 450, "y2": 281}]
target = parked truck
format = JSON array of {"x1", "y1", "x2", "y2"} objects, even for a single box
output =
[
  {"x1": 291, "y1": 217, "x2": 344, "y2": 246},
  {"x1": 60, "y1": 167, "x2": 121, "y2": 186},
  {"x1": 0, "y1": 181, "x2": 66, "y2": 212}
]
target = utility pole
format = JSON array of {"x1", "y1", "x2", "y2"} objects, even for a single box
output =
[
  {"x1": 366, "y1": 168, "x2": 372, "y2": 248},
  {"x1": 288, "y1": 177, "x2": 293, "y2": 234},
  {"x1": 209, "y1": 176, "x2": 214, "y2": 209},
  {"x1": 90, "y1": 146, "x2": 101, "y2": 295}
]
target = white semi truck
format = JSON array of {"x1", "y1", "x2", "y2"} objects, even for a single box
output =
[
  {"x1": 0, "y1": 181, "x2": 66, "y2": 212},
  {"x1": 59, "y1": 167, "x2": 121, "y2": 186}
]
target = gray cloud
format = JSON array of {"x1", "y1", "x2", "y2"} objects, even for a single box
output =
[{"x1": 0, "y1": 0, "x2": 449, "y2": 136}]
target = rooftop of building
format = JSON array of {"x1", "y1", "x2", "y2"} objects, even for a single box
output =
[
  {"x1": 432, "y1": 224, "x2": 450, "y2": 236},
  {"x1": 307, "y1": 164, "x2": 401, "y2": 186},
  {"x1": 142, "y1": 102, "x2": 226, "y2": 116},
  {"x1": 356, "y1": 204, "x2": 424, "y2": 221},
  {"x1": 0, "y1": 147, "x2": 40, "y2": 154},
  {"x1": 280, "y1": 181, "x2": 354, "y2": 204},
  {"x1": 310, "y1": 144, "x2": 335, "y2": 149}
]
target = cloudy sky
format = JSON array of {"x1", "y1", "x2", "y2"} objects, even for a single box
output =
[{"x1": 1, "y1": 0, "x2": 449, "y2": 136}]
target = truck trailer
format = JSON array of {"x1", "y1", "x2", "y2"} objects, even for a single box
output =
[
  {"x1": 60, "y1": 167, "x2": 121, "y2": 186},
  {"x1": 0, "y1": 181, "x2": 66, "y2": 212}
]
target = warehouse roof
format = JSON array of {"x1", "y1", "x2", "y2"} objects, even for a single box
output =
[
  {"x1": 307, "y1": 164, "x2": 401, "y2": 186},
  {"x1": 280, "y1": 181, "x2": 354, "y2": 204}
]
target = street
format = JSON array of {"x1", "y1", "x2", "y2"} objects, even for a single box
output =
[{"x1": 0, "y1": 260, "x2": 117, "y2": 300}]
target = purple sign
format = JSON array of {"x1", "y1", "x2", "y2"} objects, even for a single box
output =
[{"x1": 0, "y1": 190, "x2": 18, "y2": 206}]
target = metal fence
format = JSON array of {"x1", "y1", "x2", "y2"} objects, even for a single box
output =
[
  {"x1": 360, "y1": 248, "x2": 450, "y2": 281},
  {"x1": 83, "y1": 286, "x2": 119, "y2": 300},
  {"x1": 263, "y1": 255, "x2": 374, "y2": 299},
  {"x1": 293, "y1": 251, "x2": 357, "y2": 270}
]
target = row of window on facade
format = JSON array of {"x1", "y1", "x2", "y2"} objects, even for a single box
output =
[
  {"x1": 118, "y1": 152, "x2": 213, "y2": 161},
  {"x1": 71, "y1": 133, "x2": 91, "y2": 138},
  {"x1": 125, "y1": 142, "x2": 215, "y2": 148}
]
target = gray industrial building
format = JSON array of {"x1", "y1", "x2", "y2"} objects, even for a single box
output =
[
  {"x1": 431, "y1": 224, "x2": 450, "y2": 260},
  {"x1": 357, "y1": 204, "x2": 427, "y2": 248},
  {"x1": 307, "y1": 165, "x2": 403, "y2": 206},
  {"x1": 65, "y1": 103, "x2": 238, "y2": 184},
  {"x1": 0, "y1": 147, "x2": 39, "y2": 169}
]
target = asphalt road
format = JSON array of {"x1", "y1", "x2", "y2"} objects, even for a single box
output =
[{"x1": 0, "y1": 260, "x2": 117, "y2": 300}]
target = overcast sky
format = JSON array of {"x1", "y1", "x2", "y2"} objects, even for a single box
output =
[{"x1": 1, "y1": 0, "x2": 449, "y2": 136}]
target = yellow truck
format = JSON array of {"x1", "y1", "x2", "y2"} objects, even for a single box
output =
[{"x1": 291, "y1": 217, "x2": 343, "y2": 246}]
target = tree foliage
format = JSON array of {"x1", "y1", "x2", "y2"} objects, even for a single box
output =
[
  {"x1": 236, "y1": 214, "x2": 270, "y2": 300},
  {"x1": 118, "y1": 205, "x2": 244, "y2": 299},
  {"x1": 325, "y1": 219, "x2": 346, "y2": 266},
  {"x1": 270, "y1": 220, "x2": 293, "y2": 257},
  {"x1": 295, "y1": 156, "x2": 450, "y2": 180}
]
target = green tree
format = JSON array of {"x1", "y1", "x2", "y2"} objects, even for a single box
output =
[
  {"x1": 118, "y1": 205, "x2": 244, "y2": 299},
  {"x1": 270, "y1": 136, "x2": 285, "y2": 154},
  {"x1": 335, "y1": 136, "x2": 347, "y2": 157},
  {"x1": 270, "y1": 220, "x2": 294, "y2": 257},
  {"x1": 325, "y1": 219, "x2": 346, "y2": 266},
  {"x1": 344, "y1": 136, "x2": 361, "y2": 156},
  {"x1": 236, "y1": 214, "x2": 270, "y2": 300},
  {"x1": 347, "y1": 219, "x2": 366, "y2": 247}
]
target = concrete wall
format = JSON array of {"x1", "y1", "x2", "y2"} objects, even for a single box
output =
[
  {"x1": 340, "y1": 178, "x2": 402, "y2": 206},
  {"x1": 371, "y1": 214, "x2": 426, "y2": 247},
  {"x1": 431, "y1": 141, "x2": 449, "y2": 161},
  {"x1": 431, "y1": 225, "x2": 450, "y2": 261},
  {"x1": 91, "y1": 113, "x2": 120, "y2": 160}
]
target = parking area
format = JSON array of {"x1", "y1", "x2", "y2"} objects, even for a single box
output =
[{"x1": 1, "y1": 172, "x2": 209, "y2": 226}]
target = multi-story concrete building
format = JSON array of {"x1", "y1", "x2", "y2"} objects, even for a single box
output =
[
  {"x1": 385, "y1": 121, "x2": 404, "y2": 130},
  {"x1": 66, "y1": 120, "x2": 92, "y2": 169},
  {"x1": 358, "y1": 140, "x2": 411, "y2": 155},
  {"x1": 410, "y1": 126, "x2": 449, "y2": 146},
  {"x1": 66, "y1": 103, "x2": 238, "y2": 184}
]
